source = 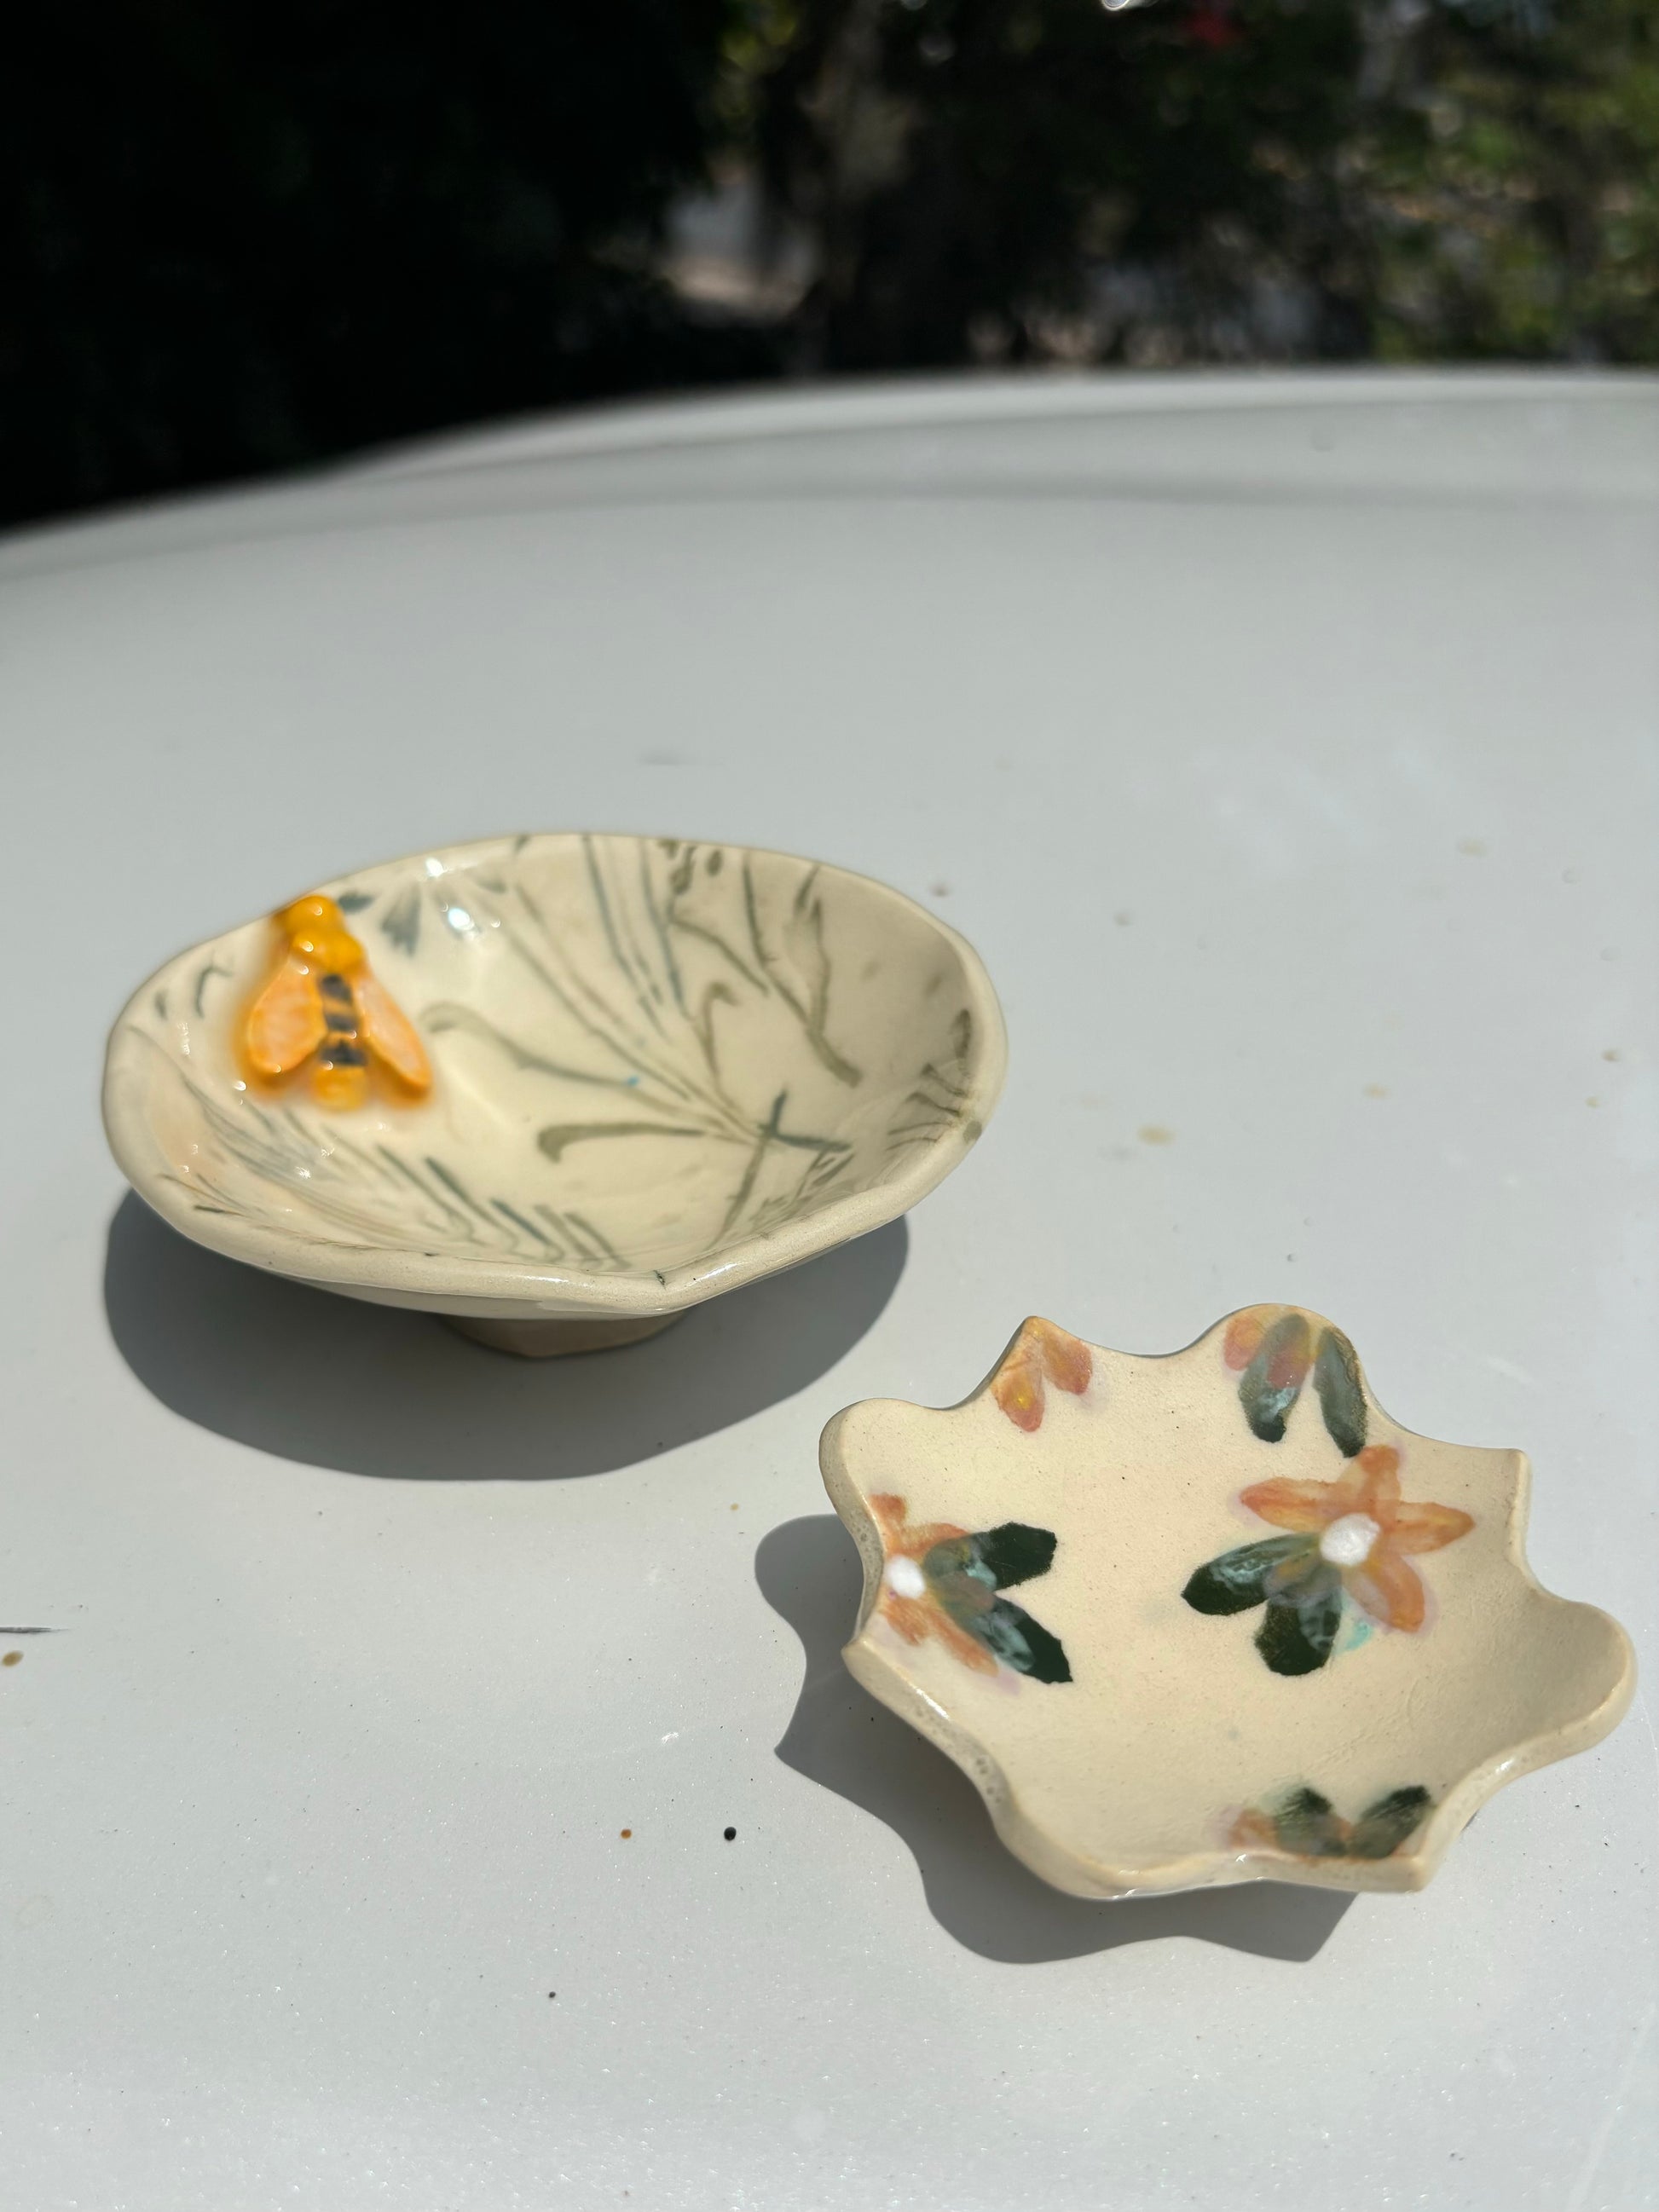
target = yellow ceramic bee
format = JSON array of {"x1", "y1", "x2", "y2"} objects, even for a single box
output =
[{"x1": 244, "y1": 894, "x2": 431, "y2": 1110}]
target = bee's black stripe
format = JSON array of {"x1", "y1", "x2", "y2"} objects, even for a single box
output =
[{"x1": 317, "y1": 972, "x2": 363, "y2": 1063}]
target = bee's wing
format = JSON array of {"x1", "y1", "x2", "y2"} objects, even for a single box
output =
[
  {"x1": 245, "y1": 956, "x2": 326, "y2": 1077},
  {"x1": 355, "y1": 969, "x2": 431, "y2": 1094}
]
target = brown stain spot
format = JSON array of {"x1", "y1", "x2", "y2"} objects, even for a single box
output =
[
  {"x1": 620, "y1": 1828, "x2": 633, "y2": 1839},
  {"x1": 930, "y1": 881, "x2": 951, "y2": 898},
  {"x1": 1587, "y1": 1097, "x2": 1601, "y2": 1108},
  {"x1": 1138, "y1": 1124, "x2": 1174, "y2": 1146},
  {"x1": 1363, "y1": 1083, "x2": 1390, "y2": 1099},
  {"x1": 1604, "y1": 1048, "x2": 1621, "y2": 1062},
  {"x1": 2, "y1": 1651, "x2": 20, "y2": 1667},
  {"x1": 1113, "y1": 910, "x2": 1133, "y2": 927}
]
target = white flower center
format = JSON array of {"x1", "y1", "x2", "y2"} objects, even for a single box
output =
[
  {"x1": 883, "y1": 1555, "x2": 928, "y2": 1599},
  {"x1": 1320, "y1": 1512, "x2": 1382, "y2": 1568}
]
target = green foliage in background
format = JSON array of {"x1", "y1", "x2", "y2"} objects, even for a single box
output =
[
  {"x1": 727, "y1": 0, "x2": 1659, "y2": 369},
  {"x1": 1364, "y1": 0, "x2": 1659, "y2": 362}
]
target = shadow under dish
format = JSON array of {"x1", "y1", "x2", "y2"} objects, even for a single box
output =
[{"x1": 104, "y1": 1193, "x2": 906, "y2": 1481}]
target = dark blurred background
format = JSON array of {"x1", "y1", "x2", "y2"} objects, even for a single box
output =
[{"x1": 6, "y1": 1, "x2": 1655, "y2": 532}]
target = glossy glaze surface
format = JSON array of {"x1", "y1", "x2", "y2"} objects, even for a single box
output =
[
  {"x1": 824, "y1": 1307, "x2": 1634, "y2": 1896},
  {"x1": 103, "y1": 833, "x2": 1005, "y2": 1320}
]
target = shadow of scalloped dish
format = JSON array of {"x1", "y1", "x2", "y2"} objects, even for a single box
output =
[
  {"x1": 819, "y1": 1306, "x2": 1635, "y2": 1898},
  {"x1": 102, "y1": 834, "x2": 1005, "y2": 1354}
]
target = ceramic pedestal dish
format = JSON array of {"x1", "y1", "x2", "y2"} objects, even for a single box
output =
[
  {"x1": 102, "y1": 833, "x2": 1006, "y2": 1352},
  {"x1": 821, "y1": 1305, "x2": 1634, "y2": 1897}
]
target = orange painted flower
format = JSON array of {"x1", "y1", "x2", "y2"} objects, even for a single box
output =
[
  {"x1": 1183, "y1": 1444, "x2": 1474, "y2": 1674},
  {"x1": 1240, "y1": 1444, "x2": 1473, "y2": 1635},
  {"x1": 869, "y1": 1493, "x2": 1072, "y2": 1683},
  {"x1": 871, "y1": 1493, "x2": 994, "y2": 1673},
  {"x1": 991, "y1": 1318, "x2": 1092, "y2": 1433}
]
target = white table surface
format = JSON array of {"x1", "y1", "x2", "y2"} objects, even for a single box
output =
[{"x1": 2, "y1": 371, "x2": 1655, "y2": 2212}]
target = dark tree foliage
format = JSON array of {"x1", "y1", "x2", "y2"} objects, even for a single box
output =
[
  {"x1": 1361, "y1": 0, "x2": 1659, "y2": 363},
  {"x1": 4, "y1": 2, "x2": 1656, "y2": 529},
  {"x1": 739, "y1": 0, "x2": 1659, "y2": 372},
  {"x1": 0, "y1": 2, "x2": 775, "y2": 528},
  {"x1": 747, "y1": 0, "x2": 1372, "y2": 369}
]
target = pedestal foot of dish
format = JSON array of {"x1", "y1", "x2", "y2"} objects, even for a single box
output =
[{"x1": 447, "y1": 1311, "x2": 682, "y2": 1358}]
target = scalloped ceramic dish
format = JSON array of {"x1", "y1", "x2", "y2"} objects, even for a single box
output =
[
  {"x1": 820, "y1": 1306, "x2": 1635, "y2": 1897},
  {"x1": 103, "y1": 833, "x2": 1006, "y2": 1353}
]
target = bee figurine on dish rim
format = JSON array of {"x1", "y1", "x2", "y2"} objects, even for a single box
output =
[{"x1": 244, "y1": 894, "x2": 431, "y2": 1110}]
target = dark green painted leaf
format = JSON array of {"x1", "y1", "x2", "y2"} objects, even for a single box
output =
[
  {"x1": 974, "y1": 1597, "x2": 1072, "y2": 1684},
  {"x1": 928, "y1": 1548, "x2": 1003, "y2": 1636},
  {"x1": 1182, "y1": 1535, "x2": 1312, "y2": 1615},
  {"x1": 928, "y1": 1557, "x2": 1072, "y2": 1683},
  {"x1": 921, "y1": 1535, "x2": 987, "y2": 1591},
  {"x1": 335, "y1": 889, "x2": 375, "y2": 913},
  {"x1": 1272, "y1": 1787, "x2": 1348, "y2": 1857},
  {"x1": 1313, "y1": 1328, "x2": 1367, "y2": 1458},
  {"x1": 1263, "y1": 1551, "x2": 1339, "y2": 1606},
  {"x1": 1238, "y1": 1311, "x2": 1314, "y2": 1442},
  {"x1": 1350, "y1": 1786, "x2": 1433, "y2": 1859},
  {"x1": 1255, "y1": 1588, "x2": 1342, "y2": 1675},
  {"x1": 972, "y1": 1522, "x2": 1057, "y2": 1589}
]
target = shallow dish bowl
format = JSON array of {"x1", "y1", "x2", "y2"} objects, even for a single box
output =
[
  {"x1": 821, "y1": 1306, "x2": 1634, "y2": 1897},
  {"x1": 103, "y1": 833, "x2": 1006, "y2": 1352}
]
